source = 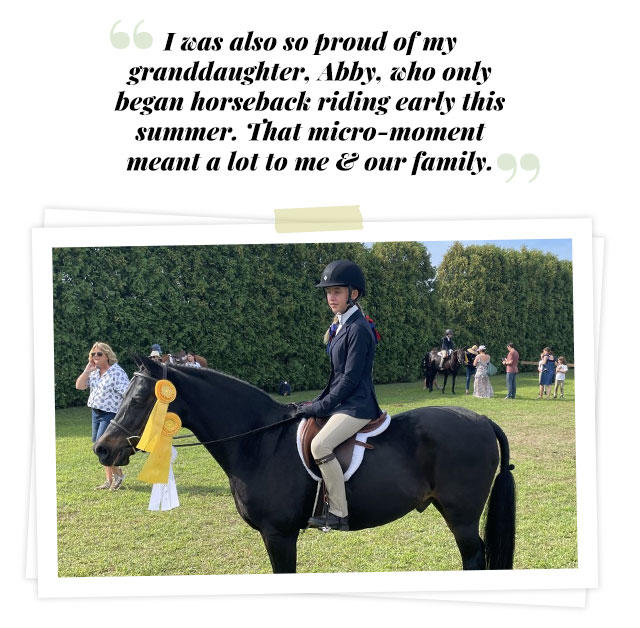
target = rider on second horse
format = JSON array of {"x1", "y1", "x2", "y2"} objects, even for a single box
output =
[
  {"x1": 439, "y1": 329, "x2": 455, "y2": 368},
  {"x1": 294, "y1": 259, "x2": 382, "y2": 531}
]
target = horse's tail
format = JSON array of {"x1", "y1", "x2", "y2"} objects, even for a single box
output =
[{"x1": 483, "y1": 419, "x2": 516, "y2": 569}]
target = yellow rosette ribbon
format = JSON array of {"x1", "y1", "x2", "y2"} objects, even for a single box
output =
[
  {"x1": 138, "y1": 412, "x2": 182, "y2": 484},
  {"x1": 137, "y1": 380, "x2": 177, "y2": 453}
]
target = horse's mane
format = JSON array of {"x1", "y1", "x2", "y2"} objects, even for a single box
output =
[{"x1": 170, "y1": 364, "x2": 287, "y2": 413}]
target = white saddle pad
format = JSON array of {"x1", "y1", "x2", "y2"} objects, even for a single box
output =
[{"x1": 296, "y1": 412, "x2": 391, "y2": 482}]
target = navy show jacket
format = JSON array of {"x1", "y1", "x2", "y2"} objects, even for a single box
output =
[
  {"x1": 309, "y1": 308, "x2": 382, "y2": 420},
  {"x1": 441, "y1": 336, "x2": 455, "y2": 352}
]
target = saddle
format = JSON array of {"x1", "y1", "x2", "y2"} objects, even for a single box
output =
[{"x1": 297, "y1": 413, "x2": 390, "y2": 481}]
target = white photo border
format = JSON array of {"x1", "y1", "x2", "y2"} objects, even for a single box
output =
[{"x1": 32, "y1": 217, "x2": 596, "y2": 598}]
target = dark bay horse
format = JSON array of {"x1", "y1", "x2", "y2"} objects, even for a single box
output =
[
  {"x1": 95, "y1": 356, "x2": 515, "y2": 573},
  {"x1": 424, "y1": 348, "x2": 465, "y2": 394}
]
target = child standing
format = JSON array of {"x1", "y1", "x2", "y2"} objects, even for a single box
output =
[
  {"x1": 538, "y1": 354, "x2": 544, "y2": 384},
  {"x1": 554, "y1": 357, "x2": 569, "y2": 399}
]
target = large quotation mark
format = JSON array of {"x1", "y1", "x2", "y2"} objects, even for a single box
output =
[
  {"x1": 497, "y1": 153, "x2": 540, "y2": 182},
  {"x1": 110, "y1": 20, "x2": 153, "y2": 49}
]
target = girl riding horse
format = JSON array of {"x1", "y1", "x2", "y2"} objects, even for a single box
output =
[{"x1": 294, "y1": 259, "x2": 382, "y2": 531}]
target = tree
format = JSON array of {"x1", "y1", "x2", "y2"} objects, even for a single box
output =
[{"x1": 365, "y1": 242, "x2": 437, "y2": 382}]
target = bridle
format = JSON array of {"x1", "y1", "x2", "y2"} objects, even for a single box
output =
[
  {"x1": 107, "y1": 368, "x2": 161, "y2": 455},
  {"x1": 109, "y1": 365, "x2": 300, "y2": 453}
]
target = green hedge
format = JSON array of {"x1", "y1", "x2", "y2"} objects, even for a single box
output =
[
  {"x1": 53, "y1": 241, "x2": 572, "y2": 408},
  {"x1": 53, "y1": 242, "x2": 437, "y2": 407}
]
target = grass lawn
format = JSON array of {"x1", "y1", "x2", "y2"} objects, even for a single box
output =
[{"x1": 55, "y1": 372, "x2": 576, "y2": 576}]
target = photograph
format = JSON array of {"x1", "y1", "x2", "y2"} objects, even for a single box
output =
[{"x1": 47, "y1": 232, "x2": 579, "y2": 580}]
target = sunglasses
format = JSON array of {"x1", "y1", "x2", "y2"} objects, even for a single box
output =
[{"x1": 91, "y1": 352, "x2": 104, "y2": 357}]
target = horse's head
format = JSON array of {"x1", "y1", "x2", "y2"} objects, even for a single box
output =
[
  {"x1": 93, "y1": 355, "x2": 183, "y2": 467},
  {"x1": 453, "y1": 348, "x2": 466, "y2": 367}
]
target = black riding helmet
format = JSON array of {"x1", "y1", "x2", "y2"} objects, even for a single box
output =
[{"x1": 316, "y1": 259, "x2": 366, "y2": 300}]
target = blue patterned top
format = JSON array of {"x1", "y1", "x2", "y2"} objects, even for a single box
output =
[{"x1": 87, "y1": 363, "x2": 130, "y2": 413}]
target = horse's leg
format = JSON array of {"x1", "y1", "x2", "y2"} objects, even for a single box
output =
[
  {"x1": 450, "y1": 521, "x2": 485, "y2": 570},
  {"x1": 441, "y1": 373, "x2": 448, "y2": 393},
  {"x1": 451, "y1": 373, "x2": 456, "y2": 394},
  {"x1": 433, "y1": 502, "x2": 484, "y2": 570},
  {"x1": 260, "y1": 530, "x2": 299, "y2": 574}
]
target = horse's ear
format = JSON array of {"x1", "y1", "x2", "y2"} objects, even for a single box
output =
[
  {"x1": 137, "y1": 354, "x2": 159, "y2": 375},
  {"x1": 143, "y1": 354, "x2": 169, "y2": 379},
  {"x1": 133, "y1": 353, "x2": 144, "y2": 369}
]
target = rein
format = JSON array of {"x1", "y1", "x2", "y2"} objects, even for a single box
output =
[
  {"x1": 172, "y1": 414, "x2": 300, "y2": 448},
  {"x1": 122, "y1": 369, "x2": 299, "y2": 450}
]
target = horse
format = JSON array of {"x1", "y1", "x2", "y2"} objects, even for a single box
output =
[
  {"x1": 94, "y1": 355, "x2": 516, "y2": 574},
  {"x1": 424, "y1": 348, "x2": 465, "y2": 394}
]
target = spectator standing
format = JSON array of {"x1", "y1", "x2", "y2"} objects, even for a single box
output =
[
  {"x1": 473, "y1": 345, "x2": 494, "y2": 398},
  {"x1": 464, "y1": 345, "x2": 478, "y2": 395},
  {"x1": 184, "y1": 351, "x2": 202, "y2": 368},
  {"x1": 149, "y1": 349, "x2": 162, "y2": 362},
  {"x1": 278, "y1": 380, "x2": 292, "y2": 396},
  {"x1": 538, "y1": 347, "x2": 556, "y2": 399},
  {"x1": 502, "y1": 343, "x2": 520, "y2": 399},
  {"x1": 75, "y1": 342, "x2": 130, "y2": 490},
  {"x1": 554, "y1": 357, "x2": 569, "y2": 399}
]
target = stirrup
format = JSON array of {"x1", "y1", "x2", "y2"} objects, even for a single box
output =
[{"x1": 308, "y1": 512, "x2": 349, "y2": 532}]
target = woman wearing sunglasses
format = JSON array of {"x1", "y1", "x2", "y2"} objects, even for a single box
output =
[{"x1": 75, "y1": 342, "x2": 130, "y2": 490}]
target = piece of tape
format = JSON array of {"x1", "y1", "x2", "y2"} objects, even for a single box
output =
[{"x1": 273, "y1": 206, "x2": 363, "y2": 233}]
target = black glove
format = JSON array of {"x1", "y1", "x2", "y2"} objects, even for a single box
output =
[{"x1": 288, "y1": 401, "x2": 315, "y2": 419}]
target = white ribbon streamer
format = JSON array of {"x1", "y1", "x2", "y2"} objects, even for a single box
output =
[{"x1": 148, "y1": 446, "x2": 179, "y2": 511}]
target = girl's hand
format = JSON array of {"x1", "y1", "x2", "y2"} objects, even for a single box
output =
[{"x1": 84, "y1": 361, "x2": 97, "y2": 373}]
